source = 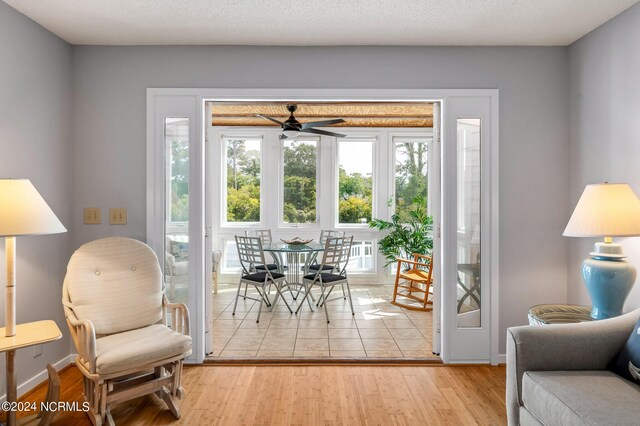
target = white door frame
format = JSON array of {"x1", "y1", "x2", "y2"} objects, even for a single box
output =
[{"x1": 146, "y1": 88, "x2": 499, "y2": 365}]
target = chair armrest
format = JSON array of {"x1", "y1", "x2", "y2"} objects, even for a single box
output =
[
  {"x1": 65, "y1": 310, "x2": 97, "y2": 373},
  {"x1": 506, "y1": 309, "x2": 640, "y2": 425},
  {"x1": 396, "y1": 257, "x2": 431, "y2": 269},
  {"x1": 163, "y1": 294, "x2": 190, "y2": 336},
  {"x1": 165, "y1": 252, "x2": 176, "y2": 275}
]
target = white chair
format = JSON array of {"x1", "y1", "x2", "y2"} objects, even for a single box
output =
[
  {"x1": 62, "y1": 237, "x2": 192, "y2": 426},
  {"x1": 165, "y1": 234, "x2": 189, "y2": 301},
  {"x1": 233, "y1": 235, "x2": 293, "y2": 323},
  {"x1": 296, "y1": 236, "x2": 354, "y2": 323}
]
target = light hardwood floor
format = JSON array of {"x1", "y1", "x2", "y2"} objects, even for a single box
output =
[{"x1": 4, "y1": 364, "x2": 506, "y2": 425}]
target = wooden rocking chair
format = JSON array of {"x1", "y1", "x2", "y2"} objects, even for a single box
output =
[{"x1": 391, "y1": 253, "x2": 434, "y2": 311}]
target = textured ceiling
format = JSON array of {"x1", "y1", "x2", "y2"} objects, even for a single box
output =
[
  {"x1": 4, "y1": 0, "x2": 639, "y2": 46},
  {"x1": 210, "y1": 103, "x2": 434, "y2": 128}
]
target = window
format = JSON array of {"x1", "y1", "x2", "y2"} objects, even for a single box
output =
[
  {"x1": 394, "y1": 137, "x2": 429, "y2": 221},
  {"x1": 224, "y1": 137, "x2": 262, "y2": 224},
  {"x1": 166, "y1": 118, "x2": 189, "y2": 223},
  {"x1": 282, "y1": 139, "x2": 318, "y2": 224},
  {"x1": 337, "y1": 139, "x2": 374, "y2": 225}
]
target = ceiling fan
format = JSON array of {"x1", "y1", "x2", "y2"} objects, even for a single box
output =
[{"x1": 257, "y1": 104, "x2": 346, "y2": 139}]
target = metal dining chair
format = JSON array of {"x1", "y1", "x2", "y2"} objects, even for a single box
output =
[
  {"x1": 296, "y1": 236, "x2": 354, "y2": 323},
  {"x1": 233, "y1": 235, "x2": 292, "y2": 323},
  {"x1": 305, "y1": 230, "x2": 347, "y2": 298}
]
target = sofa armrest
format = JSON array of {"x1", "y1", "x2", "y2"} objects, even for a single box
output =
[{"x1": 506, "y1": 308, "x2": 640, "y2": 425}]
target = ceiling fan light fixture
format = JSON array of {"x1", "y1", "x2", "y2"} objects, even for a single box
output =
[{"x1": 282, "y1": 129, "x2": 300, "y2": 139}]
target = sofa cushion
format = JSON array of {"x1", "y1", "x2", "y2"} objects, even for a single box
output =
[
  {"x1": 609, "y1": 316, "x2": 640, "y2": 384},
  {"x1": 95, "y1": 324, "x2": 192, "y2": 374},
  {"x1": 522, "y1": 370, "x2": 640, "y2": 426},
  {"x1": 66, "y1": 237, "x2": 163, "y2": 335}
]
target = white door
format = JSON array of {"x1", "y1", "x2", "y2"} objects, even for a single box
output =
[
  {"x1": 441, "y1": 95, "x2": 498, "y2": 364},
  {"x1": 147, "y1": 93, "x2": 206, "y2": 363}
]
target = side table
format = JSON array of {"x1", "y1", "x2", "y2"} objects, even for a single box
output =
[
  {"x1": 0, "y1": 320, "x2": 62, "y2": 426},
  {"x1": 528, "y1": 304, "x2": 594, "y2": 325}
]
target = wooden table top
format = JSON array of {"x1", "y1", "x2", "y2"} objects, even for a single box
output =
[{"x1": 0, "y1": 320, "x2": 62, "y2": 352}]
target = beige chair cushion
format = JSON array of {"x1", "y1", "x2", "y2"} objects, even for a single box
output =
[
  {"x1": 95, "y1": 324, "x2": 192, "y2": 375},
  {"x1": 65, "y1": 237, "x2": 163, "y2": 335}
]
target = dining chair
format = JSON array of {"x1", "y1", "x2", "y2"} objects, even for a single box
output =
[
  {"x1": 306, "y1": 230, "x2": 348, "y2": 298},
  {"x1": 244, "y1": 229, "x2": 280, "y2": 271},
  {"x1": 233, "y1": 235, "x2": 292, "y2": 323},
  {"x1": 296, "y1": 236, "x2": 354, "y2": 323}
]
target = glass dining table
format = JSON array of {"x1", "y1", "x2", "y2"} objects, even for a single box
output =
[{"x1": 263, "y1": 241, "x2": 324, "y2": 309}]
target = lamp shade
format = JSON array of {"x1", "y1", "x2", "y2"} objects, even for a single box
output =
[
  {"x1": 0, "y1": 179, "x2": 66, "y2": 237},
  {"x1": 563, "y1": 183, "x2": 640, "y2": 237}
]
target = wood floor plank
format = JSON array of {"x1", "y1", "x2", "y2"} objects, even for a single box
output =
[{"x1": 2, "y1": 364, "x2": 507, "y2": 425}]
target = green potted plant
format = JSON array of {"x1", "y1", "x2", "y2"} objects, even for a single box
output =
[{"x1": 369, "y1": 195, "x2": 433, "y2": 267}]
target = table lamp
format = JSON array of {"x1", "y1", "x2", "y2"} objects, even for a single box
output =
[
  {"x1": 563, "y1": 183, "x2": 640, "y2": 319},
  {"x1": 0, "y1": 179, "x2": 66, "y2": 424}
]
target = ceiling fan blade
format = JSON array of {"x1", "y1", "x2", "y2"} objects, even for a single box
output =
[
  {"x1": 256, "y1": 114, "x2": 284, "y2": 126},
  {"x1": 301, "y1": 128, "x2": 346, "y2": 138},
  {"x1": 301, "y1": 118, "x2": 345, "y2": 129}
]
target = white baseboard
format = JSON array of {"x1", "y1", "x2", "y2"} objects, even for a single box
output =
[
  {"x1": 0, "y1": 354, "x2": 77, "y2": 402},
  {"x1": 498, "y1": 353, "x2": 506, "y2": 364}
]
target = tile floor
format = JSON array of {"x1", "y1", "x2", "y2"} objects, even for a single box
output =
[{"x1": 208, "y1": 283, "x2": 436, "y2": 359}]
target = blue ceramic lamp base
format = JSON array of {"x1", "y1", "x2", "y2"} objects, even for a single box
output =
[{"x1": 582, "y1": 242, "x2": 636, "y2": 320}]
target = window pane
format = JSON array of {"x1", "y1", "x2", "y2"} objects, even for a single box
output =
[
  {"x1": 164, "y1": 117, "x2": 189, "y2": 304},
  {"x1": 225, "y1": 138, "x2": 261, "y2": 223},
  {"x1": 283, "y1": 139, "x2": 317, "y2": 224},
  {"x1": 395, "y1": 139, "x2": 428, "y2": 222},
  {"x1": 456, "y1": 119, "x2": 481, "y2": 328},
  {"x1": 338, "y1": 140, "x2": 373, "y2": 224},
  {"x1": 167, "y1": 119, "x2": 189, "y2": 223}
]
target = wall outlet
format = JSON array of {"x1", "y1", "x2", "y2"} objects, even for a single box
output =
[
  {"x1": 83, "y1": 207, "x2": 101, "y2": 224},
  {"x1": 109, "y1": 208, "x2": 127, "y2": 225},
  {"x1": 33, "y1": 344, "x2": 42, "y2": 358}
]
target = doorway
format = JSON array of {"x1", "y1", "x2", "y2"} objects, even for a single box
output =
[
  {"x1": 146, "y1": 88, "x2": 499, "y2": 364},
  {"x1": 203, "y1": 102, "x2": 439, "y2": 360}
]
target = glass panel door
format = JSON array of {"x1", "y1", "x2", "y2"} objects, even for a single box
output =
[{"x1": 442, "y1": 95, "x2": 495, "y2": 363}]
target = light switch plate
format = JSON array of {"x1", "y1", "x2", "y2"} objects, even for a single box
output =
[
  {"x1": 83, "y1": 207, "x2": 101, "y2": 224},
  {"x1": 109, "y1": 208, "x2": 127, "y2": 225}
]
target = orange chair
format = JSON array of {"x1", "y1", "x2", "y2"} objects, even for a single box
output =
[{"x1": 391, "y1": 253, "x2": 434, "y2": 311}]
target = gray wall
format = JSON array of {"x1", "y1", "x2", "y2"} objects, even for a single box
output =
[
  {"x1": 568, "y1": 3, "x2": 640, "y2": 310},
  {"x1": 0, "y1": 2, "x2": 72, "y2": 395},
  {"x1": 72, "y1": 45, "x2": 570, "y2": 353}
]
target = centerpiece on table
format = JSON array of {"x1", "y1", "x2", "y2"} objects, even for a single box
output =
[{"x1": 281, "y1": 237, "x2": 313, "y2": 245}]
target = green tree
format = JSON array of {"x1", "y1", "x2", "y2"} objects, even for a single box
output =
[
  {"x1": 170, "y1": 140, "x2": 189, "y2": 222},
  {"x1": 338, "y1": 166, "x2": 372, "y2": 223},
  {"x1": 283, "y1": 141, "x2": 317, "y2": 223},
  {"x1": 395, "y1": 142, "x2": 428, "y2": 222},
  {"x1": 226, "y1": 139, "x2": 261, "y2": 222}
]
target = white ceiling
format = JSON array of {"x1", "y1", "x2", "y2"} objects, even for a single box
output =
[{"x1": 4, "y1": 0, "x2": 639, "y2": 46}]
